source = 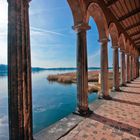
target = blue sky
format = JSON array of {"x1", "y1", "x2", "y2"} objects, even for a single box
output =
[{"x1": 0, "y1": 0, "x2": 113, "y2": 68}]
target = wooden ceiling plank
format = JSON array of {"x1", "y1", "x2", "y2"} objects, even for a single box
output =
[
  {"x1": 118, "y1": 8, "x2": 140, "y2": 22},
  {"x1": 130, "y1": 31, "x2": 140, "y2": 37},
  {"x1": 120, "y1": 0, "x2": 128, "y2": 15},
  {"x1": 133, "y1": 36, "x2": 140, "y2": 41},
  {"x1": 106, "y1": 0, "x2": 119, "y2": 7},
  {"x1": 135, "y1": 40, "x2": 140, "y2": 43},
  {"x1": 125, "y1": 21, "x2": 140, "y2": 31}
]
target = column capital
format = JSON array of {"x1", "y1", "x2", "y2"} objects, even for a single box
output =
[
  {"x1": 111, "y1": 45, "x2": 119, "y2": 49},
  {"x1": 72, "y1": 23, "x2": 91, "y2": 32},
  {"x1": 120, "y1": 49, "x2": 125, "y2": 53},
  {"x1": 98, "y1": 38, "x2": 110, "y2": 43},
  {"x1": 7, "y1": 0, "x2": 31, "y2": 7},
  {"x1": 125, "y1": 52, "x2": 130, "y2": 56}
]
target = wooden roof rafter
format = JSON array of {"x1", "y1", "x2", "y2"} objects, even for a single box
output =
[
  {"x1": 118, "y1": 8, "x2": 140, "y2": 22},
  {"x1": 130, "y1": 31, "x2": 140, "y2": 37},
  {"x1": 133, "y1": 37, "x2": 140, "y2": 42},
  {"x1": 136, "y1": 43, "x2": 140, "y2": 46},
  {"x1": 135, "y1": 40, "x2": 140, "y2": 44},
  {"x1": 125, "y1": 21, "x2": 140, "y2": 31},
  {"x1": 106, "y1": 0, "x2": 119, "y2": 7}
]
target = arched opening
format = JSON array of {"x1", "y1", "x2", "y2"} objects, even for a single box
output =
[
  {"x1": 0, "y1": 0, "x2": 81, "y2": 138},
  {"x1": 86, "y1": 17, "x2": 100, "y2": 102},
  {"x1": 86, "y1": 3, "x2": 111, "y2": 99},
  {"x1": 29, "y1": 0, "x2": 77, "y2": 134},
  {"x1": 109, "y1": 23, "x2": 120, "y2": 91},
  {"x1": 118, "y1": 33, "x2": 126, "y2": 86}
]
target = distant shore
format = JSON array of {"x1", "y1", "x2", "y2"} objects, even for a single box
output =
[{"x1": 47, "y1": 71, "x2": 115, "y2": 93}]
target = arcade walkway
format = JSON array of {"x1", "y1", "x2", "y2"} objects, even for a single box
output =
[{"x1": 59, "y1": 78, "x2": 140, "y2": 140}]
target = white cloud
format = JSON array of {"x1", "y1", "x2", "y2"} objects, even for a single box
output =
[
  {"x1": 88, "y1": 49, "x2": 100, "y2": 67},
  {"x1": 0, "y1": 115, "x2": 8, "y2": 127},
  {"x1": 29, "y1": 7, "x2": 67, "y2": 16},
  {"x1": 31, "y1": 26, "x2": 65, "y2": 37}
]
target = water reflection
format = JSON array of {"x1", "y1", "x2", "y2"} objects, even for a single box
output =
[{"x1": 0, "y1": 70, "x2": 98, "y2": 139}]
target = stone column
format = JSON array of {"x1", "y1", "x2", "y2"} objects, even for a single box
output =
[
  {"x1": 131, "y1": 56, "x2": 134, "y2": 80},
  {"x1": 100, "y1": 38, "x2": 111, "y2": 99},
  {"x1": 134, "y1": 56, "x2": 137, "y2": 79},
  {"x1": 74, "y1": 23, "x2": 92, "y2": 115},
  {"x1": 129, "y1": 55, "x2": 132, "y2": 81},
  {"x1": 126, "y1": 54, "x2": 131, "y2": 83},
  {"x1": 130, "y1": 55, "x2": 132, "y2": 80},
  {"x1": 120, "y1": 50, "x2": 126, "y2": 86},
  {"x1": 135, "y1": 57, "x2": 137, "y2": 78},
  {"x1": 8, "y1": 0, "x2": 33, "y2": 140},
  {"x1": 136, "y1": 57, "x2": 138, "y2": 78},
  {"x1": 133, "y1": 56, "x2": 136, "y2": 79},
  {"x1": 112, "y1": 47, "x2": 120, "y2": 91},
  {"x1": 137, "y1": 57, "x2": 139, "y2": 77}
]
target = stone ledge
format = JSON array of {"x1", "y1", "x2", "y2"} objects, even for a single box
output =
[{"x1": 34, "y1": 114, "x2": 84, "y2": 140}]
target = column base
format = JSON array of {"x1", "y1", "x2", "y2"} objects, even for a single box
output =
[
  {"x1": 120, "y1": 83, "x2": 127, "y2": 87},
  {"x1": 103, "y1": 95, "x2": 112, "y2": 100},
  {"x1": 111, "y1": 87, "x2": 121, "y2": 92},
  {"x1": 98, "y1": 94, "x2": 103, "y2": 99},
  {"x1": 74, "y1": 108, "x2": 93, "y2": 117}
]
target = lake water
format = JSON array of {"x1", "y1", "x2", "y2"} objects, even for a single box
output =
[{"x1": 0, "y1": 70, "x2": 98, "y2": 139}]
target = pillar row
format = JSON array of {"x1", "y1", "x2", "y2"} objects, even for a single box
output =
[
  {"x1": 7, "y1": 0, "x2": 33, "y2": 139},
  {"x1": 112, "y1": 47, "x2": 120, "y2": 91}
]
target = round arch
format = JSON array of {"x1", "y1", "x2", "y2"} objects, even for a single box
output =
[
  {"x1": 118, "y1": 33, "x2": 126, "y2": 51},
  {"x1": 125, "y1": 39, "x2": 131, "y2": 53},
  {"x1": 86, "y1": 3, "x2": 109, "y2": 41},
  {"x1": 109, "y1": 23, "x2": 119, "y2": 47}
]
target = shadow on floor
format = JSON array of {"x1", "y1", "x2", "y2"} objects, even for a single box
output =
[
  {"x1": 89, "y1": 113, "x2": 140, "y2": 138},
  {"x1": 121, "y1": 90, "x2": 140, "y2": 95},
  {"x1": 130, "y1": 81, "x2": 140, "y2": 85},
  {"x1": 111, "y1": 98, "x2": 140, "y2": 106},
  {"x1": 126, "y1": 85, "x2": 140, "y2": 88}
]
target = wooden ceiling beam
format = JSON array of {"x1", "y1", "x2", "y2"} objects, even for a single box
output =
[
  {"x1": 125, "y1": 22, "x2": 140, "y2": 31},
  {"x1": 133, "y1": 37, "x2": 140, "y2": 41},
  {"x1": 136, "y1": 43, "x2": 140, "y2": 46},
  {"x1": 135, "y1": 40, "x2": 140, "y2": 44},
  {"x1": 106, "y1": 0, "x2": 119, "y2": 7},
  {"x1": 130, "y1": 31, "x2": 140, "y2": 37},
  {"x1": 118, "y1": 8, "x2": 140, "y2": 22}
]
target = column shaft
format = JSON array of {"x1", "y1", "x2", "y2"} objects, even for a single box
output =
[
  {"x1": 120, "y1": 51, "x2": 126, "y2": 86},
  {"x1": 8, "y1": 1, "x2": 33, "y2": 140},
  {"x1": 112, "y1": 47, "x2": 120, "y2": 91},
  {"x1": 100, "y1": 40, "x2": 109, "y2": 97},
  {"x1": 131, "y1": 56, "x2": 134, "y2": 80},
  {"x1": 133, "y1": 57, "x2": 136, "y2": 79},
  {"x1": 137, "y1": 57, "x2": 139, "y2": 77},
  {"x1": 126, "y1": 54, "x2": 130, "y2": 82},
  {"x1": 77, "y1": 30, "x2": 88, "y2": 113}
]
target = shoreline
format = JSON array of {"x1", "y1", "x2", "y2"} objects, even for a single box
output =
[{"x1": 47, "y1": 70, "x2": 114, "y2": 93}]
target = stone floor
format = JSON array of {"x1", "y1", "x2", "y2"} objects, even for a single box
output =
[{"x1": 60, "y1": 78, "x2": 140, "y2": 140}]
